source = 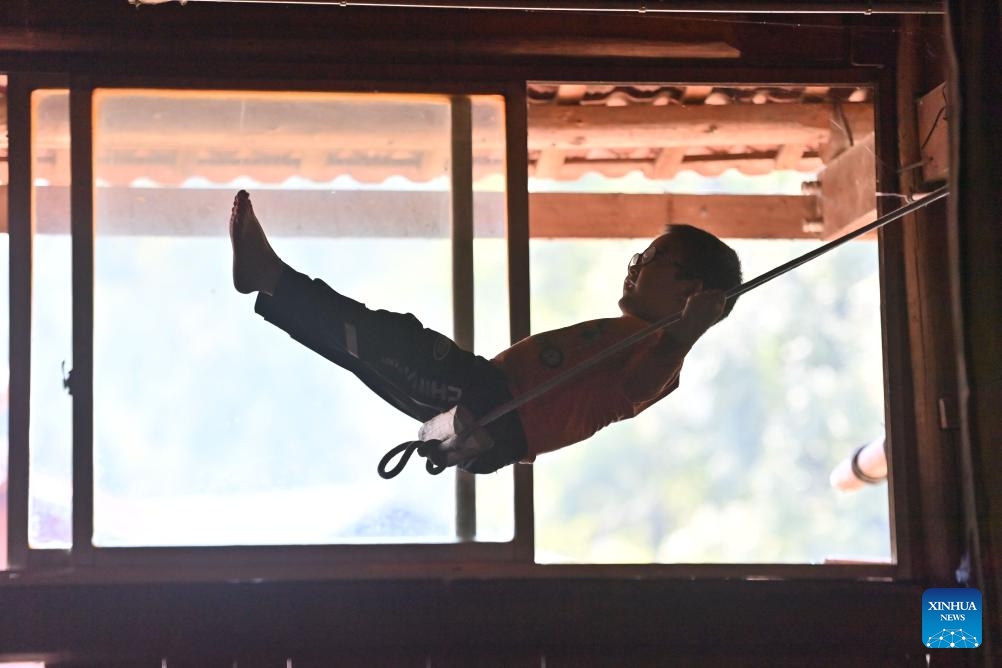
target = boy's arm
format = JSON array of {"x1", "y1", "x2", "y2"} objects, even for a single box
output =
[{"x1": 622, "y1": 289, "x2": 727, "y2": 404}]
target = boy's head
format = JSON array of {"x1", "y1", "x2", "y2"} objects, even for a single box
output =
[{"x1": 618, "y1": 224, "x2": 742, "y2": 323}]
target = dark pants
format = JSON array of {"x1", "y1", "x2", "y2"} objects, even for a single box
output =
[{"x1": 254, "y1": 267, "x2": 527, "y2": 473}]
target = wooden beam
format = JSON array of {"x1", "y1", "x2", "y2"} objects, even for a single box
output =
[
  {"x1": 816, "y1": 133, "x2": 877, "y2": 241},
  {"x1": 529, "y1": 192, "x2": 819, "y2": 239},
  {"x1": 527, "y1": 102, "x2": 873, "y2": 150},
  {"x1": 0, "y1": 24, "x2": 741, "y2": 62},
  {"x1": 21, "y1": 187, "x2": 820, "y2": 240}
]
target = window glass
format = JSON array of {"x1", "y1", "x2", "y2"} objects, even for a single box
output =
[
  {"x1": 90, "y1": 90, "x2": 507, "y2": 546},
  {"x1": 29, "y1": 89, "x2": 73, "y2": 549},
  {"x1": 527, "y1": 82, "x2": 888, "y2": 564},
  {"x1": 531, "y1": 236, "x2": 890, "y2": 563}
]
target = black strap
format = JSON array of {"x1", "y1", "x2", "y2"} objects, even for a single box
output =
[{"x1": 378, "y1": 440, "x2": 447, "y2": 479}]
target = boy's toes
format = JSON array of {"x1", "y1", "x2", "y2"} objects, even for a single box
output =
[
  {"x1": 230, "y1": 191, "x2": 256, "y2": 294},
  {"x1": 230, "y1": 192, "x2": 245, "y2": 234},
  {"x1": 235, "y1": 189, "x2": 250, "y2": 211},
  {"x1": 231, "y1": 190, "x2": 250, "y2": 226}
]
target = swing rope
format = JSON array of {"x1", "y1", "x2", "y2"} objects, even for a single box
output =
[{"x1": 378, "y1": 186, "x2": 949, "y2": 479}]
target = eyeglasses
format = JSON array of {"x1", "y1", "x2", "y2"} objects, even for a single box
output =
[{"x1": 628, "y1": 246, "x2": 683, "y2": 271}]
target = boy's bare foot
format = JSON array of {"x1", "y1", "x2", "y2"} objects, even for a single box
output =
[{"x1": 229, "y1": 190, "x2": 285, "y2": 295}]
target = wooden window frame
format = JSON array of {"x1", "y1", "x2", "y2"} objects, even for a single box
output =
[{"x1": 5, "y1": 65, "x2": 921, "y2": 585}]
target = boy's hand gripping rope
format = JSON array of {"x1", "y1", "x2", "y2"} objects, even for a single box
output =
[{"x1": 377, "y1": 186, "x2": 950, "y2": 479}]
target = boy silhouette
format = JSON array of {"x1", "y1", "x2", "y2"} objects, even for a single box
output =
[{"x1": 229, "y1": 190, "x2": 741, "y2": 473}]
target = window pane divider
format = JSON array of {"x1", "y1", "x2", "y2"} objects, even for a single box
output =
[
  {"x1": 69, "y1": 79, "x2": 95, "y2": 565},
  {"x1": 504, "y1": 83, "x2": 534, "y2": 563}
]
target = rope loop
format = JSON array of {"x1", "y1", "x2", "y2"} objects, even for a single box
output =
[{"x1": 378, "y1": 439, "x2": 447, "y2": 479}]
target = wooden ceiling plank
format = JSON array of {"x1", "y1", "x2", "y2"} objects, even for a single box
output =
[{"x1": 531, "y1": 193, "x2": 819, "y2": 239}]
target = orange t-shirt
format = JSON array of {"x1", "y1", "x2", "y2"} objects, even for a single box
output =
[{"x1": 492, "y1": 316, "x2": 681, "y2": 461}]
